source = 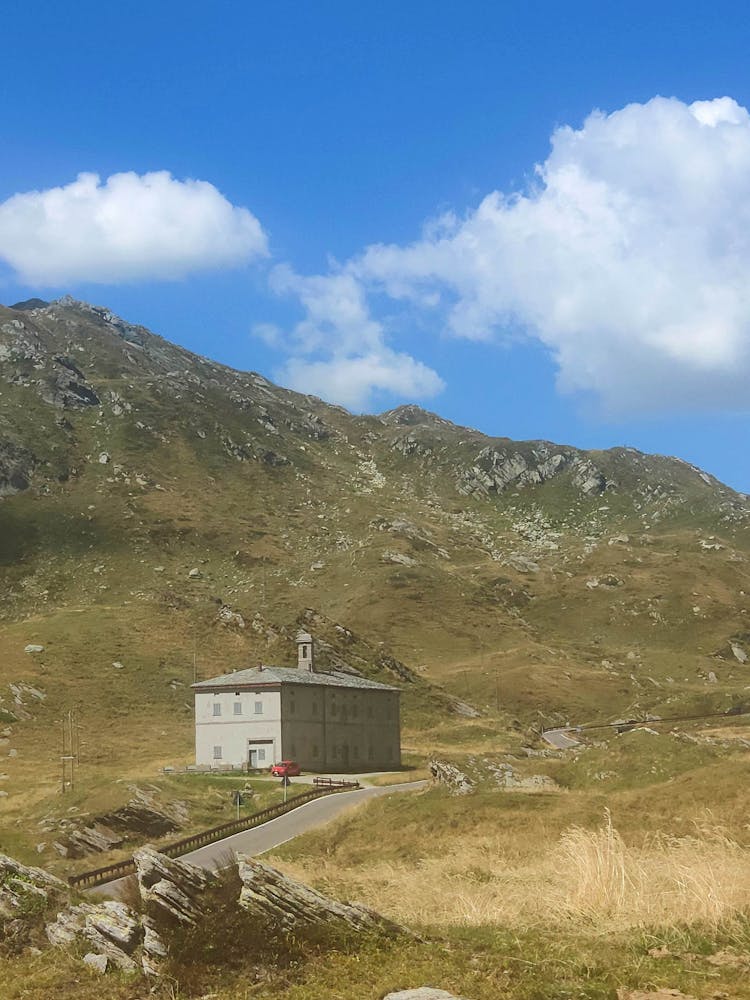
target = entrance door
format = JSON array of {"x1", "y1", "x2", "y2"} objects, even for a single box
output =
[{"x1": 247, "y1": 738, "x2": 274, "y2": 770}]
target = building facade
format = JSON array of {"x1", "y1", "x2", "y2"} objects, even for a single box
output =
[{"x1": 193, "y1": 632, "x2": 401, "y2": 771}]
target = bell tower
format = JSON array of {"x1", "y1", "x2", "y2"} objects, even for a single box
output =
[{"x1": 296, "y1": 631, "x2": 315, "y2": 671}]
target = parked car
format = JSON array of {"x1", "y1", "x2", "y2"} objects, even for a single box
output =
[{"x1": 270, "y1": 760, "x2": 301, "y2": 777}]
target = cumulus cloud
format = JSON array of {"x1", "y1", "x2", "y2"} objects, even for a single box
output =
[
  {"x1": 278, "y1": 351, "x2": 445, "y2": 411},
  {"x1": 271, "y1": 96, "x2": 750, "y2": 414},
  {"x1": 0, "y1": 171, "x2": 268, "y2": 284},
  {"x1": 261, "y1": 263, "x2": 445, "y2": 410}
]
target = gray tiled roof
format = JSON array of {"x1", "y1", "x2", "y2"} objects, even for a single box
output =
[{"x1": 192, "y1": 665, "x2": 399, "y2": 692}]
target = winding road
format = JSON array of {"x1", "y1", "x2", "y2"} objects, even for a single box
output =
[
  {"x1": 541, "y1": 727, "x2": 581, "y2": 749},
  {"x1": 91, "y1": 779, "x2": 427, "y2": 898}
]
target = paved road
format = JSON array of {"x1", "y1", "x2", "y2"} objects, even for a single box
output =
[
  {"x1": 91, "y1": 780, "x2": 427, "y2": 899},
  {"x1": 541, "y1": 727, "x2": 580, "y2": 749}
]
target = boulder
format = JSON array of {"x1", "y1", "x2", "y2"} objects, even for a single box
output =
[
  {"x1": 428, "y1": 759, "x2": 474, "y2": 795},
  {"x1": 0, "y1": 854, "x2": 66, "y2": 917},
  {"x1": 134, "y1": 846, "x2": 216, "y2": 925},
  {"x1": 384, "y1": 991, "x2": 470, "y2": 1000},
  {"x1": 83, "y1": 952, "x2": 108, "y2": 973},
  {"x1": 141, "y1": 914, "x2": 168, "y2": 976},
  {"x1": 46, "y1": 899, "x2": 142, "y2": 972},
  {"x1": 87, "y1": 900, "x2": 141, "y2": 951},
  {"x1": 617, "y1": 991, "x2": 697, "y2": 1000},
  {"x1": 731, "y1": 643, "x2": 748, "y2": 663}
]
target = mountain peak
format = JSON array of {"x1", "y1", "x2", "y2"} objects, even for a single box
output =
[
  {"x1": 379, "y1": 404, "x2": 457, "y2": 429},
  {"x1": 9, "y1": 297, "x2": 49, "y2": 311}
]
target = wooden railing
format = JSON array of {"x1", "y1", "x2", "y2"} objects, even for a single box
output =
[
  {"x1": 69, "y1": 780, "x2": 360, "y2": 890},
  {"x1": 312, "y1": 777, "x2": 358, "y2": 789}
]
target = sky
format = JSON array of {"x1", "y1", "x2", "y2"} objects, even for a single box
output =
[{"x1": 3, "y1": 1, "x2": 750, "y2": 489}]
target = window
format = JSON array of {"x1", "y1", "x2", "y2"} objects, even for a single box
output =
[
  {"x1": 301, "y1": 644, "x2": 309, "y2": 659},
  {"x1": 212, "y1": 703, "x2": 222, "y2": 717},
  {"x1": 257, "y1": 747, "x2": 266, "y2": 761},
  {"x1": 213, "y1": 745, "x2": 222, "y2": 759},
  {"x1": 254, "y1": 701, "x2": 263, "y2": 715},
  {"x1": 233, "y1": 702, "x2": 242, "y2": 715}
]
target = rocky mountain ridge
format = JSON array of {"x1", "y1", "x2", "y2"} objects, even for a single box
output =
[{"x1": 1, "y1": 296, "x2": 743, "y2": 516}]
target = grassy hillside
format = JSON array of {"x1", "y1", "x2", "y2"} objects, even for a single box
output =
[{"x1": 2, "y1": 296, "x2": 750, "y2": 866}]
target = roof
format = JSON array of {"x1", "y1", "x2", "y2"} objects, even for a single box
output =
[{"x1": 192, "y1": 665, "x2": 399, "y2": 692}]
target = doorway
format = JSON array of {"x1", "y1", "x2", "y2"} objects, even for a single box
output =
[{"x1": 247, "y1": 738, "x2": 274, "y2": 770}]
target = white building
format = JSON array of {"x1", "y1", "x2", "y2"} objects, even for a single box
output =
[{"x1": 193, "y1": 632, "x2": 401, "y2": 771}]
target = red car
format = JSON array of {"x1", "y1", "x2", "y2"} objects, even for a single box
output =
[{"x1": 270, "y1": 760, "x2": 301, "y2": 777}]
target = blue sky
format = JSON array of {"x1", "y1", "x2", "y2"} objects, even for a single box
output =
[{"x1": 3, "y1": 1, "x2": 750, "y2": 489}]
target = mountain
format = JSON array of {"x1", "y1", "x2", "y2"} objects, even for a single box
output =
[{"x1": 2, "y1": 296, "x2": 750, "y2": 860}]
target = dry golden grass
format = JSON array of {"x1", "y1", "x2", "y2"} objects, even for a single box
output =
[{"x1": 277, "y1": 811, "x2": 750, "y2": 932}]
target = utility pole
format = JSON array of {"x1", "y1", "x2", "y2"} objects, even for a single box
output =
[{"x1": 60, "y1": 707, "x2": 78, "y2": 793}]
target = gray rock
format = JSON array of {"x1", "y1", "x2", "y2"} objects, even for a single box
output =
[
  {"x1": 83, "y1": 952, "x2": 108, "y2": 974},
  {"x1": 141, "y1": 915, "x2": 168, "y2": 976},
  {"x1": 46, "y1": 903, "x2": 91, "y2": 947},
  {"x1": 134, "y1": 846, "x2": 216, "y2": 925},
  {"x1": 216, "y1": 604, "x2": 246, "y2": 628},
  {"x1": 0, "y1": 853, "x2": 66, "y2": 891},
  {"x1": 449, "y1": 699, "x2": 481, "y2": 719},
  {"x1": 82, "y1": 924, "x2": 138, "y2": 972},
  {"x1": 24, "y1": 644, "x2": 45, "y2": 654},
  {"x1": 47, "y1": 899, "x2": 142, "y2": 972},
  {"x1": 87, "y1": 900, "x2": 141, "y2": 951},
  {"x1": 384, "y1": 990, "x2": 470, "y2": 1000},
  {"x1": 506, "y1": 554, "x2": 539, "y2": 574},
  {"x1": 381, "y1": 550, "x2": 418, "y2": 567},
  {"x1": 428, "y1": 759, "x2": 474, "y2": 795},
  {"x1": 731, "y1": 643, "x2": 748, "y2": 663}
]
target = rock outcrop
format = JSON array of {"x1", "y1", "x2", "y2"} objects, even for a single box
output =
[
  {"x1": 384, "y1": 991, "x2": 470, "y2": 1000},
  {"x1": 46, "y1": 899, "x2": 142, "y2": 972},
  {"x1": 428, "y1": 759, "x2": 474, "y2": 795},
  {"x1": 134, "y1": 846, "x2": 217, "y2": 926},
  {"x1": 237, "y1": 854, "x2": 408, "y2": 938},
  {"x1": 0, "y1": 854, "x2": 67, "y2": 918},
  {"x1": 457, "y1": 443, "x2": 610, "y2": 498}
]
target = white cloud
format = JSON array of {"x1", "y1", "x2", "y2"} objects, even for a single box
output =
[
  {"x1": 0, "y1": 171, "x2": 268, "y2": 285},
  {"x1": 272, "y1": 96, "x2": 750, "y2": 414},
  {"x1": 278, "y1": 351, "x2": 445, "y2": 411},
  {"x1": 265, "y1": 263, "x2": 445, "y2": 409}
]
